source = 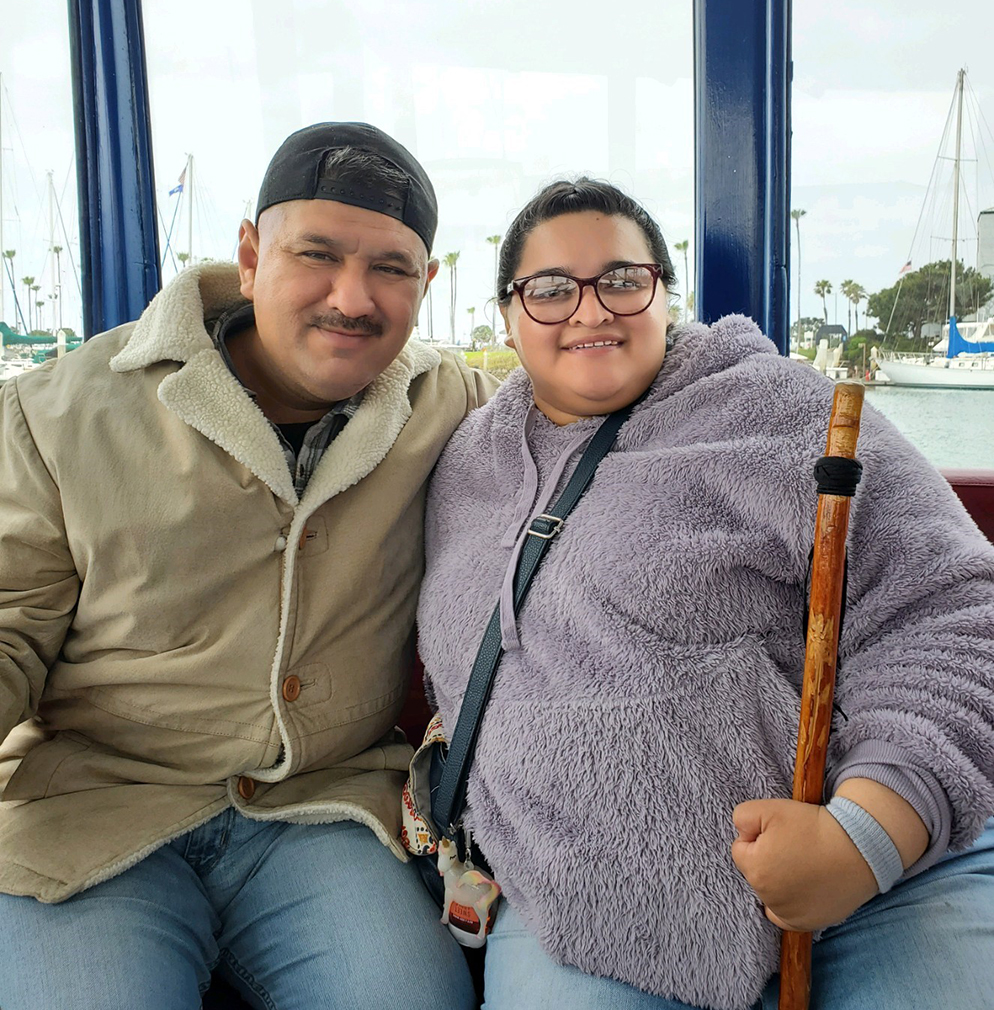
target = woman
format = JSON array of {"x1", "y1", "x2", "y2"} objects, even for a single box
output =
[{"x1": 416, "y1": 179, "x2": 994, "y2": 1010}]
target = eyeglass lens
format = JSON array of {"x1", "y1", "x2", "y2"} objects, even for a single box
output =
[{"x1": 521, "y1": 266, "x2": 657, "y2": 323}]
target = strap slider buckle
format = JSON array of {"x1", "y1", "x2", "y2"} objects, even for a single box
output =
[{"x1": 527, "y1": 514, "x2": 564, "y2": 540}]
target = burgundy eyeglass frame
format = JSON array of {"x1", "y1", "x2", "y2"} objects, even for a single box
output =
[{"x1": 504, "y1": 263, "x2": 665, "y2": 324}]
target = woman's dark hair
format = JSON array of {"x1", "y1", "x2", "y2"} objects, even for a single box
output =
[{"x1": 496, "y1": 178, "x2": 678, "y2": 304}]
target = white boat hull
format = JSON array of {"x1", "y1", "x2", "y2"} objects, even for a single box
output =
[
  {"x1": 0, "y1": 360, "x2": 37, "y2": 384},
  {"x1": 876, "y1": 358, "x2": 994, "y2": 389}
]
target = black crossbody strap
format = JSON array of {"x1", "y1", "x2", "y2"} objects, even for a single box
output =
[{"x1": 432, "y1": 401, "x2": 637, "y2": 837}]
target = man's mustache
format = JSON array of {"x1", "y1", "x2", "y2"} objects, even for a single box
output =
[{"x1": 310, "y1": 311, "x2": 382, "y2": 337}]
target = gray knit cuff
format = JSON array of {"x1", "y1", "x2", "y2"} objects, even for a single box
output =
[
  {"x1": 827, "y1": 740, "x2": 952, "y2": 877},
  {"x1": 825, "y1": 796, "x2": 905, "y2": 894}
]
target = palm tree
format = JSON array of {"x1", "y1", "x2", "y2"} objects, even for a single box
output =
[
  {"x1": 673, "y1": 240, "x2": 690, "y2": 322},
  {"x1": 2, "y1": 250, "x2": 14, "y2": 305},
  {"x1": 848, "y1": 283, "x2": 867, "y2": 333},
  {"x1": 35, "y1": 300, "x2": 45, "y2": 333},
  {"x1": 814, "y1": 279, "x2": 832, "y2": 323},
  {"x1": 2, "y1": 249, "x2": 14, "y2": 290},
  {"x1": 176, "y1": 252, "x2": 190, "y2": 269},
  {"x1": 443, "y1": 252, "x2": 460, "y2": 342},
  {"x1": 1, "y1": 250, "x2": 13, "y2": 326},
  {"x1": 467, "y1": 306, "x2": 476, "y2": 339},
  {"x1": 31, "y1": 285, "x2": 41, "y2": 331},
  {"x1": 791, "y1": 209, "x2": 807, "y2": 345},
  {"x1": 840, "y1": 279, "x2": 855, "y2": 335},
  {"x1": 3, "y1": 251, "x2": 20, "y2": 330},
  {"x1": 22, "y1": 277, "x2": 35, "y2": 332},
  {"x1": 486, "y1": 234, "x2": 501, "y2": 336}
]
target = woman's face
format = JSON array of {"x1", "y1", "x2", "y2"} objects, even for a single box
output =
[{"x1": 502, "y1": 211, "x2": 669, "y2": 425}]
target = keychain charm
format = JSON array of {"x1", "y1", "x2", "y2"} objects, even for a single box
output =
[{"x1": 438, "y1": 835, "x2": 501, "y2": 947}]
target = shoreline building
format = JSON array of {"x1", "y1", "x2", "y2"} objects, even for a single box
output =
[{"x1": 980, "y1": 207, "x2": 994, "y2": 287}]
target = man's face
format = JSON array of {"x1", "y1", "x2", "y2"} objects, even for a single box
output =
[{"x1": 235, "y1": 199, "x2": 438, "y2": 419}]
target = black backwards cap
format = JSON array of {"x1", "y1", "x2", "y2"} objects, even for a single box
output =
[{"x1": 255, "y1": 122, "x2": 438, "y2": 252}]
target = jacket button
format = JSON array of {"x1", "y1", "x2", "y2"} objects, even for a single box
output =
[
  {"x1": 237, "y1": 776, "x2": 256, "y2": 800},
  {"x1": 298, "y1": 528, "x2": 309, "y2": 551},
  {"x1": 274, "y1": 535, "x2": 288, "y2": 552},
  {"x1": 282, "y1": 675, "x2": 301, "y2": 702}
]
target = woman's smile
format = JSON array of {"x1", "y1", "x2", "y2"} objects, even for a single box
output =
[{"x1": 563, "y1": 336, "x2": 625, "y2": 352}]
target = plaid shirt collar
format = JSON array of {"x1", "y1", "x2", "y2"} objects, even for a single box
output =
[{"x1": 210, "y1": 304, "x2": 364, "y2": 495}]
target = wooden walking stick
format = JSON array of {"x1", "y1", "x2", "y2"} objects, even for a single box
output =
[{"x1": 778, "y1": 380, "x2": 865, "y2": 1010}]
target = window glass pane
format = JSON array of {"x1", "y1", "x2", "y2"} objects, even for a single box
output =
[
  {"x1": 0, "y1": 1, "x2": 80, "y2": 382},
  {"x1": 793, "y1": 2, "x2": 994, "y2": 469},
  {"x1": 142, "y1": 0, "x2": 694, "y2": 356}
]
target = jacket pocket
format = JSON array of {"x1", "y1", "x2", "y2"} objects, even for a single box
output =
[{"x1": 1, "y1": 732, "x2": 92, "y2": 801}]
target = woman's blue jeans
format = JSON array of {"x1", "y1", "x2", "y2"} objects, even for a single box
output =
[
  {"x1": 0, "y1": 809, "x2": 476, "y2": 1010},
  {"x1": 482, "y1": 818, "x2": 994, "y2": 1010}
]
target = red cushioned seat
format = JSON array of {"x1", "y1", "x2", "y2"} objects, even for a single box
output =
[{"x1": 943, "y1": 469, "x2": 994, "y2": 543}]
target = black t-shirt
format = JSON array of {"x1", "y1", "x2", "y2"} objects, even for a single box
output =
[{"x1": 275, "y1": 421, "x2": 315, "y2": 458}]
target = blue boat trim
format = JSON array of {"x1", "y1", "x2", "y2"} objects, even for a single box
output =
[{"x1": 948, "y1": 317, "x2": 994, "y2": 356}]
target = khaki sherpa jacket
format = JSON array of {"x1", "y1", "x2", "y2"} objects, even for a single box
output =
[{"x1": 0, "y1": 263, "x2": 496, "y2": 902}]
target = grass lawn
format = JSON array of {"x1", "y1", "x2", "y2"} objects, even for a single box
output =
[{"x1": 461, "y1": 348, "x2": 520, "y2": 380}]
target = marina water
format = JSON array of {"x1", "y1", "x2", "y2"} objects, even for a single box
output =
[{"x1": 865, "y1": 386, "x2": 993, "y2": 469}]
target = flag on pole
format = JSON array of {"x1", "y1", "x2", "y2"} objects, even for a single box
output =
[
  {"x1": 168, "y1": 167, "x2": 187, "y2": 197},
  {"x1": 898, "y1": 260, "x2": 912, "y2": 277}
]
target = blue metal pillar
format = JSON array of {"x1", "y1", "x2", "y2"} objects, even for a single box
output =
[
  {"x1": 68, "y1": 0, "x2": 160, "y2": 338},
  {"x1": 694, "y1": 0, "x2": 791, "y2": 354}
]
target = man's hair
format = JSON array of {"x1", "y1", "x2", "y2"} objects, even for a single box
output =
[
  {"x1": 319, "y1": 146, "x2": 410, "y2": 196},
  {"x1": 496, "y1": 178, "x2": 678, "y2": 302}
]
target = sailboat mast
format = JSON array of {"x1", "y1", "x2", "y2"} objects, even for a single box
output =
[
  {"x1": 187, "y1": 154, "x2": 194, "y2": 265},
  {"x1": 949, "y1": 68, "x2": 965, "y2": 321},
  {"x1": 48, "y1": 170, "x2": 55, "y2": 334}
]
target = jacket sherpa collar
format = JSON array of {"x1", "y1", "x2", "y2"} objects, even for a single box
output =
[{"x1": 109, "y1": 263, "x2": 441, "y2": 506}]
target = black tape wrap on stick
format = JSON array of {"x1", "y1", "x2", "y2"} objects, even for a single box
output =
[{"x1": 814, "y1": 456, "x2": 863, "y2": 497}]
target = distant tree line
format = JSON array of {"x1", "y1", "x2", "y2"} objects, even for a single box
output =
[
  {"x1": 867, "y1": 260, "x2": 993, "y2": 346},
  {"x1": 805, "y1": 260, "x2": 992, "y2": 352}
]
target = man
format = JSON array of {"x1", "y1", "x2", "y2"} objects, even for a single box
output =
[{"x1": 0, "y1": 123, "x2": 495, "y2": 1008}]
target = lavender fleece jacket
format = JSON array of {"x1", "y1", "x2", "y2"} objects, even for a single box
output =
[{"x1": 417, "y1": 315, "x2": 994, "y2": 1010}]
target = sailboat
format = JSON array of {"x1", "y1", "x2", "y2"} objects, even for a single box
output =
[
  {"x1": 877, "y1": 318, "x2": 994, "y2": 387},
  {"x1": 875, "y1": 70, "x2": 994, "y2": 389}
]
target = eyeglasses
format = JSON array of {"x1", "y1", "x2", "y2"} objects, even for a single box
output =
[{"x1": 504, "y1": 263, "x2": 664, "y2": 325}]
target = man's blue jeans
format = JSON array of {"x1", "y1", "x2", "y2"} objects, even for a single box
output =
[{"x1": 0, "y1": 809, "x2": 476, "y2": 1009}]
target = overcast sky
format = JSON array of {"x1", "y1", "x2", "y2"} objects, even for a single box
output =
[{"x1": 1, "y1": 0, "x2": 992, "y2": 338}]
